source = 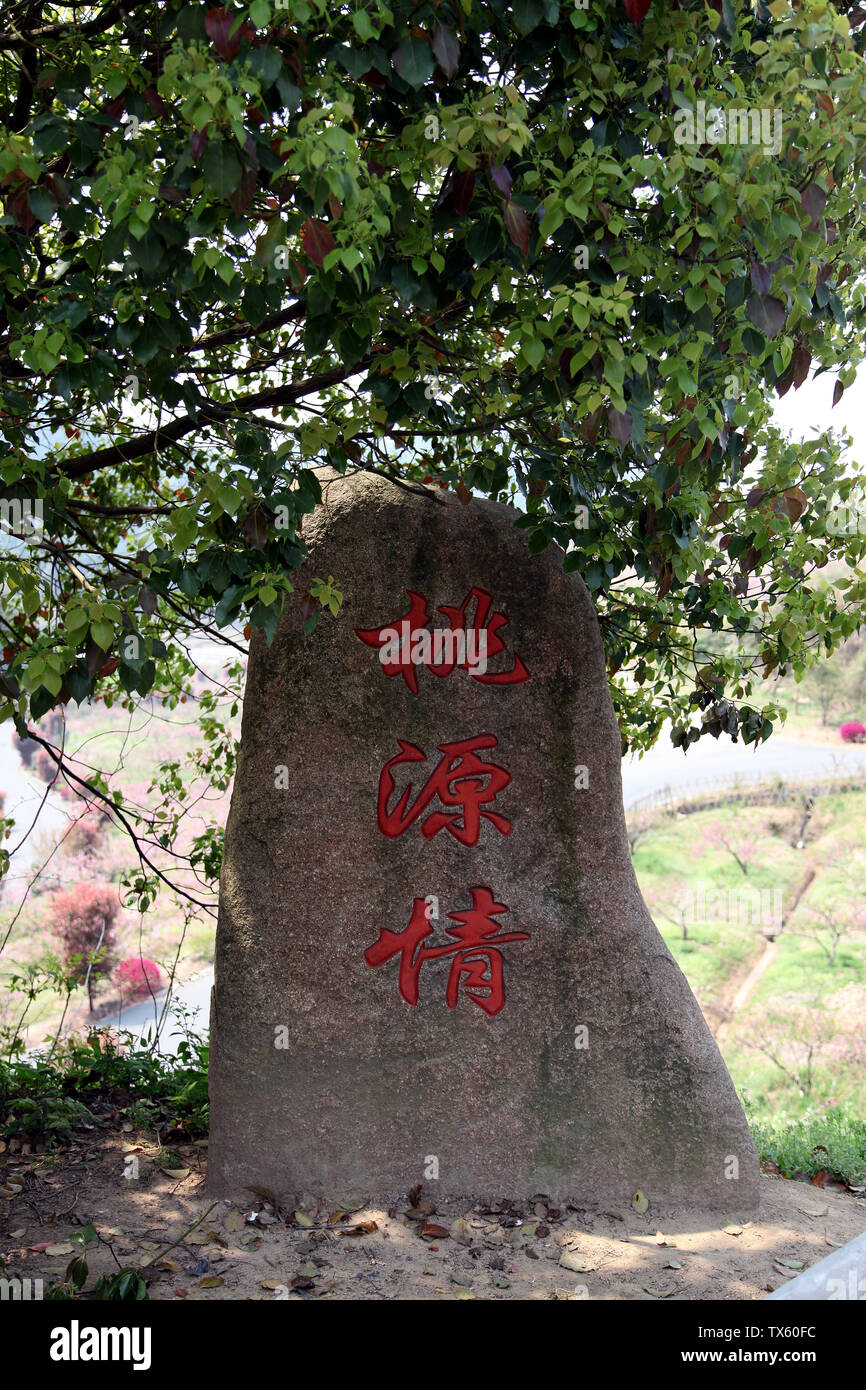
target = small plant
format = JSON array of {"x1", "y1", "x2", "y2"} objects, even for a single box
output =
[
  {"x1": 46, "y1": 1225, "x2": 148, "y2": 1302},
  {"x1": 1, "y1": 1024, "x2": 210, "y2": 1145}
]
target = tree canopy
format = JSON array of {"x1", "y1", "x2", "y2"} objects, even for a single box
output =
[{"x1": 1, "y1": 0, "x2": 866, "y2": 900}]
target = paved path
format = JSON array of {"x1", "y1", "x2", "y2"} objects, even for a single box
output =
[
  {"x1": 621, "y1": 730, "x2": 866, "y2": 806},
  {"x1": 92, "y1": 968, "x2": 214, "y2": 1055}
]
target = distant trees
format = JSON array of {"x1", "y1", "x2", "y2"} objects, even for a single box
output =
[
  {"x1": 48, "y1": 884, "x2": 118, "y2": 1013},
  {"x1": 792, "y1": 898, "x2": 866, "y2": 968},
  {"x1": 742, "y1": 1001, "x2": 836, "y2": 1098}
]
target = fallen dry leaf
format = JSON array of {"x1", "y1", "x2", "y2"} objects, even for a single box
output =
[
  {"x1": 421, "y1": 1223, "x2": 449, "y2": 1241},
  {"x1": 245, "y1": 1185, "x2": 278, "y2": 1204},
  {"x1": 450, "y1": 1216, "x2": 473, "y2": 1246},
  {"x1": 559, "y1": 1249, "x2": 595, "y2": 1273},
  {"x1": 341, "y1": 1220, "x2": 378, "y2": 1236}
]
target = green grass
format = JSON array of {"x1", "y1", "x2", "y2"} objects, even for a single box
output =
[
  {"x1": 748, "y1": 1105, "x2": 866, "y2": 1185},
  {"x1": 633, "y1": 797, "x2": 866, "y2": 1130}
]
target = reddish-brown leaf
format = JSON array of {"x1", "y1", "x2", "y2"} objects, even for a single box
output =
[
  {"x1": 801, "y1": 182, "x2": 827, "y2": 221},
  {"x1": 431, "y1": 22, "x2": 460, "y2": 79},
  {"x1": 205, "y1": 8, "x2": 243, "y2": 61},
  {"x1": 782, "y1": 486, "x2": 808, "y2": 523},
  {"x1": 608, "y1": 406, "x2": 633, "y2": 449},
  {"x1": 189, "y1": 128, "x2": 209, "y2": 159},
  {"x1": 450, "y1": 171, "x2": 475, "y2": 217},
  {"x1": 624, "y1": 0, "x2": 652, "y2": 21},
  {"x1": 791, "y1": 343, "x2": 812, "y2": 388},
  {"x1": 242, "y1": 510, "x2": 268, "y2": 549},
  {"x1": 143, "y1": 87, "x2": 168, "y2": 117},
  {"x1": 4, "y1": 191, "x2": 36, "y2": 232},
  {"x1": 579, "y1": 406, "x2": 603, "y2": 445},
  {"x1": 489, "y1": 162, "x2": 513, "y2": 198},
  {"x1": 301, "y1": 217, "x2": 335, "y2": 267},
  {"x1": 420, "y1": 1222, "x2": 450, "y2": 1240},
  {"x1": 228, "y1": 167, "x2": 257, "y2": 215},
  {"x1": 503, "y1": 199, "x2": 530, "y2": 257}
]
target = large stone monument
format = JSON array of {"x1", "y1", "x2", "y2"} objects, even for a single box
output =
[{"x1": 208, "y1": 468, "x2": 759, "y2": 1211}]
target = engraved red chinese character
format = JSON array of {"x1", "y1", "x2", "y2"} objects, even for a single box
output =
[
  {"x1": 363, "y1": 888, "x2": 530, "y2": 1016},
  {"x1": 377, "y1": 733, "x2": 513, "y2": 846},
  {"x1": 355, "y1": 586, "x2": 529, "y2": 694}
]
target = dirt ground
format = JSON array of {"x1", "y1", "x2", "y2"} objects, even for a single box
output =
[{"x1": 2, "y1": 1133, "x2": 865, "y2": 1301}]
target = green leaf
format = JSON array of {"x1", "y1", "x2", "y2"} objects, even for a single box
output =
[
  {"x1": 249, "y1": 0, "x2": 271, "y2": 28},
  {"x1": 466, "y1": 218, "x2": 501, "y2": 264},
  {"x1": 203, "y1": 142, "x2": 242, "y2": 198},
  {"x1": 27, "y1": 188, "x2": 58, "y2": 223},
  {"x1": 90, "y1": 620, "x2": 114, "y2": 651},
  {"x1": 513, "y1": 0, "x2": 544, "y2": 35},
  {"x1": 392, "y1": 37, "x2": 434, "y2": 89},
  {"x1": 523, "y1": 338, "x2": 545, "y2": 369}
]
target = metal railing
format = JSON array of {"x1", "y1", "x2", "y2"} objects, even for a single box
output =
[{"x1": 625, "y1": 770, "x2": 866, "y2": 817}]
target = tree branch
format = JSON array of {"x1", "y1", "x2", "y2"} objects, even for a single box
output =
[{"x1": 56, "y1": 351, "x2": 387, "y2": 478}]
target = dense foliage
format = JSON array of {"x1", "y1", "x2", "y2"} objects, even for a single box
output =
[{"x1": 1, "y1": 0, "x2": 866, "y2": 895}]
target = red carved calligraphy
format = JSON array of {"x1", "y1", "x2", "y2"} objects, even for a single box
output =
[
  {"x1": 377, "y1": 734, "x2": 513, "y2": 846},
  {"x1": 355, "y1": 587, "x2": 529, "y2": 694},
  {"x1": 364, "y1": 888, "x2": 530, "y2": 1016}
]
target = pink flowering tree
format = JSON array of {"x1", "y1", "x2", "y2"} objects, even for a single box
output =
[
  {"x1": 701, "y1": 819, "x2": 756, "y2": 876},
  {"x1": 48, "y1": 883, "x2": 119, "y2": 1013}
]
